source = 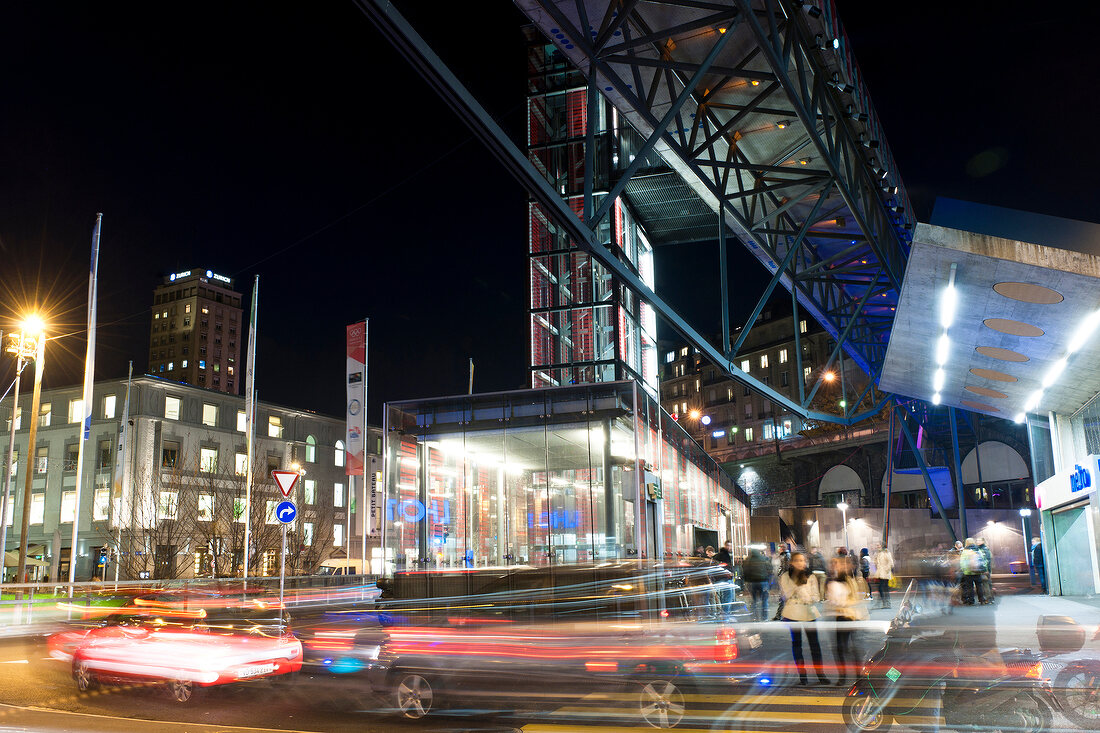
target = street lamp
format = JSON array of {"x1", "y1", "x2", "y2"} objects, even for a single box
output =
[
  {"x1": 0, "y1": 328, "x2": 35, "y2": 584},
  {"x1": 1019, "y1": 508, "x2": 1034, "y2": 579},
  {"x1": 837, "y1": 501, "x2": 850, "y2": 552},
  {"x1": 8, "y1": 317, "x2": 46, "y2": 585}
]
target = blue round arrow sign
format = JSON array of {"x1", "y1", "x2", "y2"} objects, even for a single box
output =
[{"x1": 276, "y1": 500, "x2": 297, "y2": 524}]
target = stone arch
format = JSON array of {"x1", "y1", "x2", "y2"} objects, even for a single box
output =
[
  {"x1": 819, "y1": 464, "x2": 864, "y2": 502},
  {"x1": 962, "y1": 441, "x2": 1029, "y2": 484}
]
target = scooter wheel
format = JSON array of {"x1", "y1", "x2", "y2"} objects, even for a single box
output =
[
  {"x1": 842, "y1": 688, "x2": 892, "y2": 732},
  {"x1": 992, "y1": 696, "x2": 1051, "y2": 733},
  {"x1": 1054, "y1": 663, "x2": 1100, "y2": 729}
]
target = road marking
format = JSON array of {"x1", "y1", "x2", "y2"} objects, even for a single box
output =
[{"x1": 0, "y1": 703, "x2": 326, "y2": 733}]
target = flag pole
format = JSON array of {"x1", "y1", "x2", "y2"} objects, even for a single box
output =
[
  {"x1": 243, "y1": 276, "x2": 259, "y2": 579},
  {"x1": 113, "y1": 362, "x2": 132, "y2": 584},
  {"x1": 69, "y1": 214, "x2": 102, "y2": 586},
  {"x1": 362, "y1": 319, "x2": 369, "y2": 574}
]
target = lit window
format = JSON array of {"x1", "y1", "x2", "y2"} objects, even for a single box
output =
[
  {"x1": 31, "y1": 494, "x2": 45, "y2": 524},
  {"x1": 235, "y1": 452, "x2": 248, "y2": 476},
  {"x1": 237, "y1": 410, "x2": 246, "y2": 432},
  {"x1": 740, "y1": 359, "x2": 750, "y2": 373},
  {"x1": 201, "y1": 307, "x2": 209, "y2": 314},
  {"x1": 763, "y1": 421, "x2": 775, "y2": 441},
  {"x1": 305, "y1": 435, "x2": 316, "y2": 463},
  {"x1": 198, "y1": 493, "x2": 214, "y2": 521},
  {"x1": 159, "y1": 364, "x2": 165, "y2": 372},
  {"x1": 69, "y1": 399, "x2": 85, "y2": 424},
  {"x1": 680, "y1": 402, "x2": 687, "y2": 414},
  {"x1": 157, "y1": 491, "x2": 179, "y2": 520},
  {"x1": 744, "y1": 427, "x2": 754, "y2": 442},
  {"x1": 165, "y1": 396, "x2": 180, "y2": 420},
  {"x1": 303, "y1": 522, "x2": 314, "y2": 546},
  {"x1": 304, "y1": 479, "x2": 316, "y2": 504},
  {"x1": 665, "y1": 351, "x2": 675, "y2": 363},
  {"x1": 185, "y1": 304, "x2": 191, "y2": 313},
  {"x1": 181, "y1": 359, "x2": 188, "y2": 368},
  {"x1": 35, "y1": 446, "x2": 48, "y2": 473},
  {"x1": 61, "y1": 491, "x2": 77, "y2": 523},
  {"x1": 268, "y1": 416, "x2": 283, "y2": 438},
  {"x1": 781, "y1": 419, "x2": 793, "y2": 438},
  {"x1": 228, "y1": 365, "x2": 234, "y2": 375},
  {"x1": 213, "y1": 363, "x2": 220, "y2": 373},
  {"x1": 804, "y1": 366, "x2": 812, "y2": 382},
  {"x1": 333, "y1": 523, "x2": 344, "y2": 547},
  {"x1": 779, "y1": 349, "x2": 788, "y2": 364},
  {"x1": 799, "y1": 319, "x2": 808, "y2": 334},
  {"x1": 39, "y1": 402, "x2": 51, "y2": 427},
  {"x1": 199, "y1": 360, "x2": 206, "y2": 369},
  {"x1": 334, "y1": 484, "x2": 344, "y2": 507},
  {"x1": 680, "y1": 347, "x2": 688, "y2": 357},
  {"x1": 93, "y1": 488, "x2": 109, "y2": 521},
  {"x1": 760, "y1": 354, "x2": 769, "y2": 369},
  {"x1": 202, "y1": 403, "x2": 217, "y2": 427},
  {"x1": 265, "y1": 500, "x2": 280, "y2": 525},
  {"x1": 233, "y1": 498, "x2": 246, "y2": 523},
  {"x1": 200, "y1": 447, "x2": 218, "y2": 473},
  {"x1": 103, "y1": 395, "x2": 116, "y2": 420},
  {"x1": 334, "y1": 440, "x2": 345, "y2": 468},
  {"x1": 162, "y1": 310, "x2": 168, "y2": 318},
  {"x1": 154, "y1": 313, "x2": 159, "y2": 320}
]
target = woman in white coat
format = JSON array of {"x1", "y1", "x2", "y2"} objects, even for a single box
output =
[{"x1": 779, "y1": 552, "x2": 829, "y2": 685}]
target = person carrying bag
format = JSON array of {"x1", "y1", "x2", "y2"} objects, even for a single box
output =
[
  {"x1": 779, "y1": 552, "x2": 829, "y2": 685},
  {"x1": 826, "y1": 557, "x2": 868, "y2": 685}
]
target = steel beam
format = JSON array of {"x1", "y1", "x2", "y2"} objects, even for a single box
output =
[{"x1": 894, "y1": 403, "x2": 958, "y2": 544}]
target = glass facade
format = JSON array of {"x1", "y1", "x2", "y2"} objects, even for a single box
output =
[
  {"x1": 526, "y1": 30, "x2": 658, "y2": 396},
  {"x1": 382, "y1": 382, "x2": 750, "y2": 574}
]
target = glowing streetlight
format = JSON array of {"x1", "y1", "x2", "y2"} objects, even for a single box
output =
[
  {"x1": 837, "y1": 500, "x2": 850, "y2": 552},
  {"x1": 688, "y1": 409, "x2": 701, "y2": 420},
  {"x1": 823, "y1": 371, "x2": 836, "y2": 383},
  {"x1": 9, "y1": 315, "x2": 47, "y2": 585}
]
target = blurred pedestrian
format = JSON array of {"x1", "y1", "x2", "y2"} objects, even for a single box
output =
[
  {"x1": 826, "y1": 557, "x2": 867, "y2": 685},
  {"x1": 779, "y1": 552, "x2": 828, "y2": 685},
  {"x1": 809, "y1": 546, "x2": 827, "y2": 600},
  {"x1": 859, "y1": 548, "x2": 872, "y2": 598},
  {"x1": 1030, "y1": 537, "x2": 1046, "y2": 593},
  {"x1": 959, "y1": 538, "x2": 984, "y2": 605},
  {"x1": 976, "y1": 537, "x2": 994, "y2": 604},
  {"x1": 741, "y1": 547, "x2": 773, "y2": 621},
  {"x1": 715, "y1": 541, "x2": 735, "y2": 618},
  {"x1": 872, "y1": 544, "x2": 894, "y2": 608}
]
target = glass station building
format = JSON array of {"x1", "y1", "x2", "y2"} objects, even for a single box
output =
[{"x1": 381, "y1": 382, "x2": 750, "y2": 573}]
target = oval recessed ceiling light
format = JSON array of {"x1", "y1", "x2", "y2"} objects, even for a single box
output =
[
  {"x1": 960, "y1": 399, "x2": 999, "y2": 413},
  {"x1": 969, "y1": 367, "x2": 1018, "y2": 383},
  {"x1": 993, "y1": 282, "x2": 1064, "y2": 305},
  {"x1": 975, "y1": 346, "x2": 1029, "y2": 363},
  {"x1": 965, "y1": 385, "x2": 1008, "y2": 399},
  {"x1": 983, "y1": 318, "x2": 1044, "y2": 338}
]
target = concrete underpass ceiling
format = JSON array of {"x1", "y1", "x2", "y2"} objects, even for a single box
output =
[{"x1": 880, "y1": 223, "x2": 1100, "y2": 419}]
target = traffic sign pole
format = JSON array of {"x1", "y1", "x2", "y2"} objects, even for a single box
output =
[
  {"x1": 279, "y1": 522, "x2": 287, "y2": 632},
  {"x1": 271, "y1": 470, "x2": 300, "y2": 633}
]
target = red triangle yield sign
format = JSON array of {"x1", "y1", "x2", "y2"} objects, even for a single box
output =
[{"x1": 271, "y1": 470, "x2": 300, "y2": 497}]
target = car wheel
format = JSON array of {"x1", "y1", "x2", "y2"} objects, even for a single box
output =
[
  {"x1": 637, "y1": 678, "x2": 687, "y2": 729},
  {"x1": 73, "y1": 659, "x2": 98, "y2": 692},
  {"x1": 166, "y1": 677, "x2": 196, "y2": 703},
  {"x1": 393, "y1": 673, "x2": 434, "y2": 719}
]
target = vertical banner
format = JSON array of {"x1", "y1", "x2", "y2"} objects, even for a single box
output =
[
  {"x1": 346, "y1": 321, "x2": 366, "y2": 475},
  {"x1": 69, "y1": 213, "x2": 102, "y2": 584},
  {"x1": 111, "y1": 362, "x2": 133, "y2": 530}
]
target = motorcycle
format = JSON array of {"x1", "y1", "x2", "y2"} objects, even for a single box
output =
[{"x1": 842, "y1": 581, "x2": 1066, "y2": 732}]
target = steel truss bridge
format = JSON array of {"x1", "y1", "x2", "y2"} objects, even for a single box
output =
[{"x1": 356, "y1": 0, "x2": 998, "y2": 542}]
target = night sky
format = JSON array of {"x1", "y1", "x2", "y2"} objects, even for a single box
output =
[{"x1": 0, "y1": 2, "x2": 1096, "y2": 424}]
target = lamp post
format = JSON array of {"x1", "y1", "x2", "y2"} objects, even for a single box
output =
[
  {"x1": 14, "y1": 316, "x2": 46, "y2": 586},
  {"x1": 0, "y1": 330, "x2": 34, "y2": 586},
  {"x1": 1019, "y1": 508, "x2": 1033, "y2": 579},
  {"x1": 837, "y1": 501, "x2": 850, "y2": 553}
]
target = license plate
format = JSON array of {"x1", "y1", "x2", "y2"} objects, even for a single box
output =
[
  {"x1": 748, "y1": 634, "x2": 762, "y2": 649},
  {"x1": 237, "y1": 663, "x2": 276, "y2": 679}
]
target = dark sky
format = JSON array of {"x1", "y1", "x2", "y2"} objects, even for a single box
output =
[{"x1": 0, "y1": 2, "x2": 1096, "y2": 423}]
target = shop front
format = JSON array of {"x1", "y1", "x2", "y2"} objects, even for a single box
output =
[
  {"x1": 1035, "y1": 454, "x2": 1100, "y2": 596},
  {"x1": 381, "y1": 381, "x2": 750, "y2": 575}
]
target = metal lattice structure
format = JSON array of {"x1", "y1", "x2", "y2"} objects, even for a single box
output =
[{"x1": 360, "y1": 0, "x2": 913, "y2": 425}]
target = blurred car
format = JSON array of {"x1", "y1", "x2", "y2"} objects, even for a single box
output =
[
  {"x1": 48, "y1": 600, "x2": 302, "y2": 702},
  {"x1": 302, "y1": 561, "x2": 761, "y2": 728}
]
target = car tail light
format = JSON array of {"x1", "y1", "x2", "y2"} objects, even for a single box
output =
[
  {"x1": 715, "y1": 628, "x2": 737, "y2": 661},
  {"x1": 585, "y1": 661, "x2": 618, "y2": 672}
]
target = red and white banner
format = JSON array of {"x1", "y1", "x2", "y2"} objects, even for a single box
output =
[{"x1": 346, "y1": 321, "x2": 367, "y2": 475}]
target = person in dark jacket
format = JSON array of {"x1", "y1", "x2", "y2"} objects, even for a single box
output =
[
  {"x1": 809, "y1": 547, "x2": 827, "y2": 601},
  {"x1": 715, "y1": 541, "x2": 735, "y2": 617},
  {"x1": 742, "y1": 548, "x2": 773, "y2": 621},
  {"x1": 1030, "y1": 537, "x2": 1046, "y2": 593}
]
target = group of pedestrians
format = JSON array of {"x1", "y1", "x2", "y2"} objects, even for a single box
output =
[
  {"x1": 946, "y1": 536, "x2": 995, "y2": 605},
  {"x1": 735, "y1": 542, "x2": 894, "y2": 685}
]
